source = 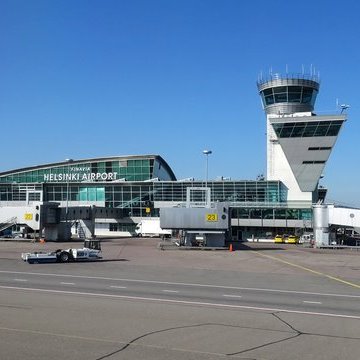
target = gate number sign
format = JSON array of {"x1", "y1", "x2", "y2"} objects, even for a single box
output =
[{"x1": 206, "y1": 213, "x2": 218, "y2": 222}]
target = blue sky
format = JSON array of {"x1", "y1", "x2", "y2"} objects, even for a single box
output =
[{"x1": 1, "y1": 0, "x2": 359, "y2": 206}]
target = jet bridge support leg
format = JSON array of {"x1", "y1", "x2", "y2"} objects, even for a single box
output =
[{"x1": 313, "y1": 204, "x2": 330, "y2": 247}]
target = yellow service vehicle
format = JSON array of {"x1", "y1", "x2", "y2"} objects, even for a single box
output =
[
  {"x1": 287, "y1": 235, "x2": 299, "y2": 244},
  {"x1": 274, "y1": 234, "x2": 284, "y2": 243}
]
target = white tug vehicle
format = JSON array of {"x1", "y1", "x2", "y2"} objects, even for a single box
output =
[{"x1": 21, "y1": 239, "x2": 102, "y2": 264}]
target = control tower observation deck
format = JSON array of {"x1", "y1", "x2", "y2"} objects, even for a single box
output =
[
  {"x1": 257, "y1": 72, "x2": 346, "y2": 204},
  {"x1": 257, "y1": 73, "x2": 320, "y2": 115}
]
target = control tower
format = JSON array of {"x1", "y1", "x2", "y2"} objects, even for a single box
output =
[{"x1": 257, "y1": 72, "x2": 346, "y2": 204}]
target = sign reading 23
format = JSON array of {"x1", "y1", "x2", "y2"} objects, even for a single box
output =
[{"x1": 206, "y1": 213, "x2": 218, "y2": 222}]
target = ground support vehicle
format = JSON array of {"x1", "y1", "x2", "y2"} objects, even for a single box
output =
[
  {"x1": 135, "y1": 219, "x2": 172, "y2": 238},
  {"x1": 274, "y1": 234, "x2": 285, "y2": 243},
  {"x1": 300, "y1": 233, "x2": 313, "y2": 244},
  {"x1": 21, "y1": 240, "x2": 102, "y2": 264},
  {"x1": 287, "y1": 235, "x2": 299, "y2": 244}
]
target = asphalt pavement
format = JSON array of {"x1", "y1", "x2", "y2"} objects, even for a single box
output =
[{"x1": 0, "y1": 238, "x2": 359, "y2": 359}]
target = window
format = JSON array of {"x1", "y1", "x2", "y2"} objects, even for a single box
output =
[
  {"x1": 238, "y1": 208, "x2": 250, "y2": 219},
  {"x1": 250, "y1": 209, "x2": 262, "y2": 219},
  {"x1": 302, "y1": 161, "x2": 326, "y2": 164},
  {"x1": 302, "y1": 88, "x2": 314, "y2": 104},
  {"x1": 314, "y1": 124, "x2": 329, "y2": 136},
  {"x1": 286, "y1": 209, "x2": 299, "y2": 220},
  {"x1": 274, "y1": 209, "x2": 286, "y2": 219},
  {"x1": 302, "y1": 123, "x2": 317, "y2": 137},
  {"x1": 274, "y1": 93, "x2": 287, "y2": 102},
  {"x1": 273, "y1": 120, "x2": 343, "y2": 138},
  {"x1": 265, "y1": 95, "x2": 275, "y2": 105},
  {"x1": 327, "y1": 123, "x2": 342, "y2": 136},
  {"x1": 288, "y1": 86, "x2": 302, "y2": 102},
  {"x1": 262, "y1": 209, "x2": 274, "y2": 219},
  {"x1": 291, "y1": 123, "x2": 306, "y2": 137},
  {"x1": 308, "y1": 147, "x2": 332, "y2": 151}
]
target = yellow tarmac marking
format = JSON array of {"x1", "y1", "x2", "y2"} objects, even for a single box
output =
[{"x1": 251, "y1": 251, "x2": 360, "y2": 290}]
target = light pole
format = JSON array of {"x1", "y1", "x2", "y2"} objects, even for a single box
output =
[
  {"x1": 203, "y1": 150, "x2": 212, "y2": 187},
  {"x1": 65, "y1": 158, "x2": 73, "y2": 222}
]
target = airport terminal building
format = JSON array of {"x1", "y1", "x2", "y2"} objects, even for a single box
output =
[
  {"x1": 0, "y1": 154, "x2": 299, "y2": 239},
  {"x1": 0, "y1": 72, "x2": 356, "y2": 243}
]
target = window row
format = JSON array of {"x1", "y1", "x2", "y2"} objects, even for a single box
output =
[
  {"x1": 153, "y1": 182, "x2": 285, "y2": 203},
  {"x1": 261, "y1": 86, "x2": 317, "y2": 106},
  {"x1": 232, "y1": 208, "x2": 312, "y2": 220},
  {"x1": 272, "y1": 120, "x2": 342, "y2": 138},
  {"x1": 109, "y1": 223, "x2": 137, "y2": 232}
]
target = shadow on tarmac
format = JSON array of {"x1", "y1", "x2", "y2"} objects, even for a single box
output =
[
  {"x1": 232, "y1": 242, "x2": 286, "y2": 251},
  {"x1": 99, "y1": 259, "x2": 129, "y2": 262}
]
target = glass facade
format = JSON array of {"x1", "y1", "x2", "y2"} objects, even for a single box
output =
[
  {"x1": 231, "y1": 207, "x2": 312, "y2": 221},
  {"x1": 0, "y1": 159, "x2": 155, "y2": 184},
  {"x1": 261, "y1": 85, "x2": 318, "y2": 107},
  {"x1": 44, "y1": 182, "x2": 155, "y2": 217},
  {"x1": 0, "y1": 156, "x2": 176, "y2": 217},
  {"x1": 0, "y1": 157, "x2": 312, "y2": 228},
  {"x1": 272, "y1": 120, "x2": 343, "y2": 138},
  {"x1": 39, "y1": 180, "x2": 287, "y2": 218},
  {"x1": 153, "y1": 181, "x2": 286, "y2": 205},
  {"x1": 0, "y1": 184, "x2": 42, "y2": 202},
  {"x1": 1, "y1": 180, "x2": 286, "y2": 205},
  {"x1": 109, "y1": 222, "x2": 137, "y2": 233}
]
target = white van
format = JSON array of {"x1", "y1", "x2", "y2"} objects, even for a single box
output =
[{"x1": 300, "y1": 233, "x2": 313, "y2": 244}]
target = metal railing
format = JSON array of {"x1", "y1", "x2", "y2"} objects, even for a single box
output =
[
  {"x1": 257, "y1": 72, "x2": 320, "y2": 86},
  {"x1": 0, "y1": 216, "x2": 17, "y2": 232}
]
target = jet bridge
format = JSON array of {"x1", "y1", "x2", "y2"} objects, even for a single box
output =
[
  {"x1": 40, "y1": 202, "x2": 124, "y2": 241},
  {"x1": 160, "y1": 187, "x2": 230, "y2": 247},
  {"x1": 313, "y1": 204, "x2": 360, "y2": 247}
]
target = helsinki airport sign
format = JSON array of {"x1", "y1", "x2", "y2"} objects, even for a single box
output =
[{"x1": 44, "y1": 172, "x2": 119, "y2": 182}]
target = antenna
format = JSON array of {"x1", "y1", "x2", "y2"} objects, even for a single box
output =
[{"x1": 340, "y1": 104, "x2": 350, "y2": 114}]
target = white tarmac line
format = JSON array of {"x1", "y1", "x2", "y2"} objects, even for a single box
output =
[
  {"x1": 303, "y1": 301, "x2": 322, "y2": 304},
  {"x1": 110, "y1": 286, "x2": 127, "y2": 289},
  {"x1": 1, "y1": 285, "x2": 359, "y2": 320},
  {"x1": 1, "y1": 270, "x2": 359, "y2": 299}
]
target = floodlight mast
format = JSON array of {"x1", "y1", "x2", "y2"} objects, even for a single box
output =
[
  {"x1": 202, "y1": 150, "x2": 212, "y2": 188},
  {"x1": 65, "y1": 158, "x2": 74, "y2": 222}
]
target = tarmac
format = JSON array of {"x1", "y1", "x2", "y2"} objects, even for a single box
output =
[{"x1": 2, "y1": 237, "x2": 359, "y2": 284}]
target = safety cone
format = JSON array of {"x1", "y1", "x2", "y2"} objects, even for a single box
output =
[{"x1": 229, "y1": 243, "x2": 233, "y2": 252}]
